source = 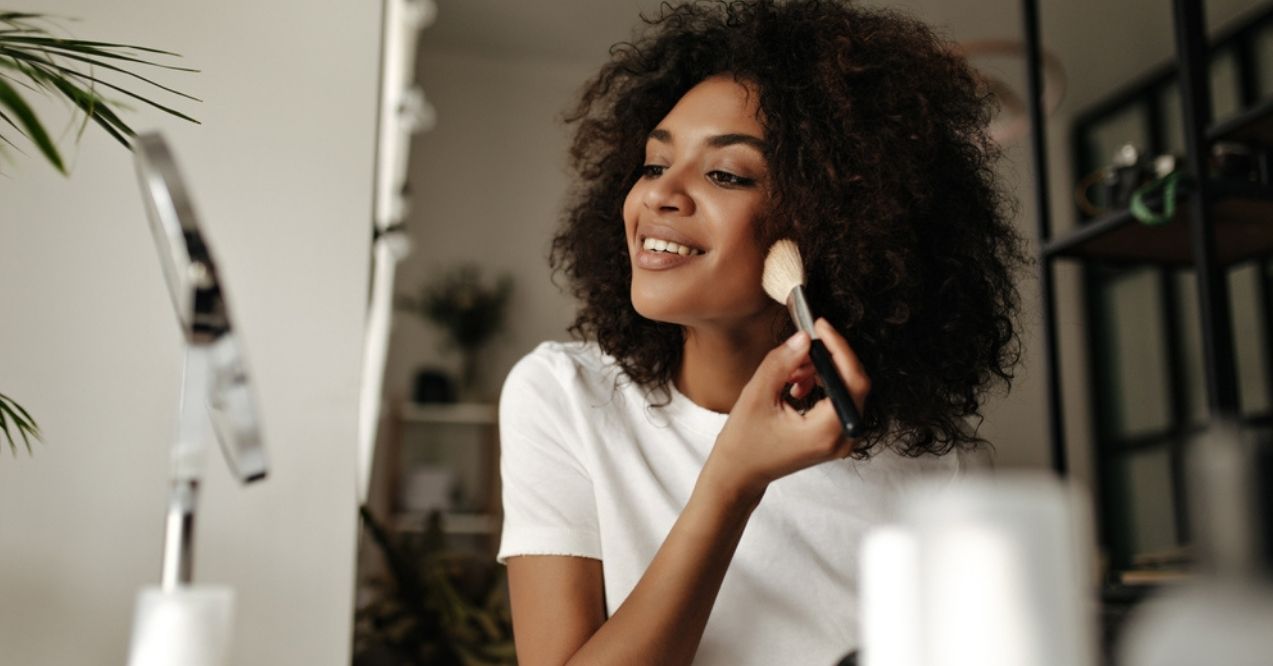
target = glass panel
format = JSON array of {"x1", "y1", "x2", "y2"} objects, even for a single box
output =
[
  {"x1": 1209, "y1": 48, "x2": 1241, "y2": 123},
  {"x1": 1257, "y1": 27, "x2": 1273, "y2": 99},
  {"x1": 1160, "y1": 84, "x2": 1184, "y2": 156},
  {"x1": 1174, "y1": 270, "x2": 1210, "y2": 426},
  {"x1": 1089, "y1": 105, "x2": 1149, "y2": 173},
  {"x1": 1118, "y1": 445, "x2": 1180, "y2": 557},
  {"x1": 1229, "y1": 263, "x2": 1271, "y2": 416},
  {"x1": 1097, "y1": 269, "x2": 1173, "y2": 438},
  {"x1": 1161, "y1": 47, "x2": 1242, "y2": 152}
]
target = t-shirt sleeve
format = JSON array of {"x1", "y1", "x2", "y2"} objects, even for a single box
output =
[{"x1": 496, "y1": 349, "x2": 602, "y2": 564}]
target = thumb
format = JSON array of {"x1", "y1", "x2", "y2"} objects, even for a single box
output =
[{"x1": 748, "y1": 331, "x2": 811, "y2": 395}]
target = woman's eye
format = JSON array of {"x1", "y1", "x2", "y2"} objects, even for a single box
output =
[
  {"x1": 640, "y1": 164, "x2": 666, "y2": 178},
  {"x1": 708, "y1": 170, "x2": 755, "y2": 187}
]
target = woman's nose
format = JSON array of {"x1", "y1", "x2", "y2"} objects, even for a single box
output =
[{"x1": 644, "y1": 168, "x2": 695, "y2": 215}]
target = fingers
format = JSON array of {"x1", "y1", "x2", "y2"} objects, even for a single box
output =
[
  {"x1": 813, "y1": 318, "x2": 870, "y2": 413},
  {"x1": 746, "y1": 331, "x2": 811, "y2": 401},
  {"x1": 786, "y1": 361, "x2": 816, "y2": 399}
]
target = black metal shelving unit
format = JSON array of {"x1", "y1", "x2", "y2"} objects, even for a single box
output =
[{"x1": 1022, "y1": 0, "x2": 1273, "y2": 578}]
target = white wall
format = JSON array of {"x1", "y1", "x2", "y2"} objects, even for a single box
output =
[
  {"x1": 389, "y1": 12, "x2": 1062, "y2": 472},
  {"x1": 0, "y1": 1, "x2": 379, "y2": 664},
  {"x1": 384, "y1": 49, "x2": 592, "y2": 404},
  {"x1": 389, "y1": 0, "x2": 1267, "y2": 486}
]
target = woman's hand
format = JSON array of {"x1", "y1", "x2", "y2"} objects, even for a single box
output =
[{"x1": 701, "y1": 318, "x2": 870, "y2": 502}]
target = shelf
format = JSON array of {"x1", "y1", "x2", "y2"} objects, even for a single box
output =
[
  {"x1": 1046, "y1": 97, "x2": 1273, "y2": 268},
  {"x1": 401, "y1": 402, "x2": 496, "y2": 425},
  {"x1": 1043, "y1": 180, "x2": 1273, "y2": 267},
  {"x1": 1095, "y1": 412, "x2": 1273, "y2": 458},
  {"x1": 1118, "y1": 568, "x2": 1194, "y2": 586},
  {"x1": 394, "y1": 511, "x2": 498, "y2": 535}
]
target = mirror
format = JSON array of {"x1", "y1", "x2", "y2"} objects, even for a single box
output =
[
  {"x1": 128, "y1": 132, "x2": 268, "y2": 666},
  {"x1": 351, "y1": 0, "x2": 1273, "y2": 664},
  {"x1": 350, "y1": 2, "x2": 1053, "y2": 663},
  {"x1": 134, "y1": 132, "x2": 268, "y2": 487}
]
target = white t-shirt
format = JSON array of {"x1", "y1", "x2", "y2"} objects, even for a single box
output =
[{"x1": 498, "y1": 340, "x2": 978, "y2": 665}]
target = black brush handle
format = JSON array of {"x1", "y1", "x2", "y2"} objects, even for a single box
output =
[{"x1": 809, "y1": 338, "x2": 864, "y2": 439}]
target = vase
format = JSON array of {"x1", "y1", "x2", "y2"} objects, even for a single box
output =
[{"x1": 458, "y1": 347, "x2": 482, "y2": 401}]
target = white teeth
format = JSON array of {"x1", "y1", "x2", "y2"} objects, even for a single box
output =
[{"x1": 642, "y1": 236, "x2": 701, "y2": 255}]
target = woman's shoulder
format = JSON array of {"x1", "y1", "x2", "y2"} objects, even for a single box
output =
[
  {"x1": 500, "y1": 340, "x2": 636, "y2": 442},
  {"x1": 504, "y1": 340, "x2": 625, "y2": 397}
]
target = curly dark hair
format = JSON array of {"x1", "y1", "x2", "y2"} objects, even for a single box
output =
[{"x1": 550, "y1": 0, "x2": 1027, "y2": 457}]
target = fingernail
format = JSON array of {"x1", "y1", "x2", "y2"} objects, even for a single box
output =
[{"x1": 786, "y1": 331, "x2": 808, "y2": 350}]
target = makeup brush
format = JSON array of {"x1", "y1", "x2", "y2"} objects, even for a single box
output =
[{"x1": 763, "y1": 239, "x2": 864, "y2": 438}]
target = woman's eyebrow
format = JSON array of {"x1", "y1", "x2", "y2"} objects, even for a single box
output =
[
  {"x1": 707, "y1": 133, "x2": 765, "y2": 150},
  {"x1": 647, "y1": 128, "x2": 766, "y2": 151}
]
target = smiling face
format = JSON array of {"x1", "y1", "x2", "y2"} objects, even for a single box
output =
[{"x1": 623, "y1": 75, "x2": 778, "y2": 332}]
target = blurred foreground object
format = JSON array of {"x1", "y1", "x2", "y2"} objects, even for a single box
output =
[
  {"x1": 1120, "y1": 420, "x2": 1273, "y2": 666},
  {"x1": 860, "y1": 473, "x2": 1097, "y2": 666}
]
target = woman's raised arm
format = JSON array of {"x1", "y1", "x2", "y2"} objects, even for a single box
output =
[{"x1": 505, "y1": 326, "x2": 870, "y2": 665}]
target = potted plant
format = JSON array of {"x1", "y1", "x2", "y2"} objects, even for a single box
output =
[
  {"x1": 354, "y1": 507, "x2": 515, "y2": 665},
  {"x1": 398, "y1": 265, "x2": 513, "y2": 401},
  {"x1": 0, "y1": 11, "x2": 197, "y2": 454}
]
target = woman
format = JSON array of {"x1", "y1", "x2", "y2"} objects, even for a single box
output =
[{"x1": 497, "y1": 1, "x2": 1026, "y2": 664}]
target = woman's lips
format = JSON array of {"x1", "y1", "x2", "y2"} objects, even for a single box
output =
[
  {"x1": 633, "y1": 234, "x2": 707, "y2": 271},
  {"x1": 634, "y1": 245, "x2": 701, "y2": 270},
  {"x1": 641, "y1": 236, "x2": 702, "y2": 256}
]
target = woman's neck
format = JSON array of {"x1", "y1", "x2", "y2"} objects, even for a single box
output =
[{"x1": 675, "y1": 315, "x2": 783, "y2": 414}]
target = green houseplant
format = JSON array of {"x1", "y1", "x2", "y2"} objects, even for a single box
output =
[
  {"x1": 0, "y1": 393, "x2": 40, "y2": 455},
  {"x1": 354, "y1": 507, "x2": 515, "y2": 665},
  {"x1": 0, "y1": 11, "x2": 197, "y2": 453},
  {"x1": 398, "y1": 265, "x2": 513, "y2": 400}
]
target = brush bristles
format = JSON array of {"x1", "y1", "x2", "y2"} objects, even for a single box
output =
[{"x1": 762, "y1": 239, "x2": 805, "y2": 304}]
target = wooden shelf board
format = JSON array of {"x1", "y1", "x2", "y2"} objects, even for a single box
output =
[
  {"x1": 394, "y1": 511, "x2": 498, "y2": 535},
  {"x1": 1044, "y1": 182, "x2": 1273, "y2": 267},
  {"x1": 401, "y1": 402, "x2": 497, "y2": 425},
  {"x1": 1048, "y1": 97, "x2": 1273, "y2": 267},
  {"x1": 1118, "y1": 569, "x2": 1194, "y2": 586}
]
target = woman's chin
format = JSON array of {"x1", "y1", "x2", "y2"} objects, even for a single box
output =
[
  {"x1": 630, "y1": 292, "x2": 691, "y2": 327},
  {"x1": 631, "y1": 303, "x2": 678, "y2": 326}
]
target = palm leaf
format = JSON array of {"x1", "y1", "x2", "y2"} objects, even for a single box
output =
[
  {"x1": 2, "y1": 56, "x2": 97, "y2": 146},
  {"x1": 0, "y1": 11, "x2": 197, "y2": 172},
  {"x1": 0, "y1": 13, "x2": 46, "y2": 23},
  {"x1": 0, "y1": 75, "x2": 62, "y2": 170},
  {"x1": 1, "y1": 46, "x2": 201, "y2": 102},
  {"x1": 0, "y1": 13, "x2": 198, "y2": 454},
  {"x1": 11, "y1": 53, "x2": 200, "y2": 124},
  {"x1": 45, "y1": 74, "x2": 133, "y2": 147},
  {"x1": 0, "y1": 16, "x2": 192, "y2": 72},
  {"x1": 0, "y1": 392, "x2": 41, "y2": 455}
]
